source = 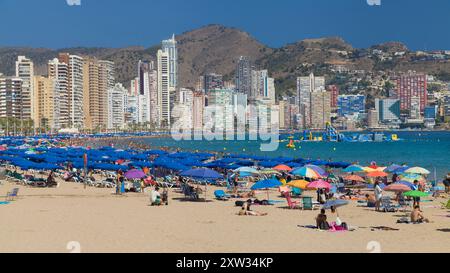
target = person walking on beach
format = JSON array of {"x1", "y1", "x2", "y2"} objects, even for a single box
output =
[
  {"x1": 374, "y1": 181, "x2": 383, "y2": 212},
  {"x1": 116, "y1": 169, "x2": 124, "y2": 195},
  {"x1": 411, "y1": 180, "x2": 423, "y2": 207}
]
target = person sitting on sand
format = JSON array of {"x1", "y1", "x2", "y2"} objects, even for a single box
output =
[
  {"x1": 365, "y1": 194, "x2": 376, "y2": 207},
  {"x1": 238, "y1": 203, "x2": 267, "y2": 216},
  {"x1": 410, "y1": 206, "x2": 430, "y2": 223},
  {"x1": 150, "y1": 187, "x2": 162, "y2": 206},
  {"x1": 316, "y1": 209, "x2": 330, "y2": 230}
]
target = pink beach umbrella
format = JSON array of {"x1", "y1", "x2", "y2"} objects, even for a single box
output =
[
  {"x1": 384, "y1": 183, "x2": 411, "y2": 193},
  {"x1": 306, "y1": 180, "x2": 331, "y2": 190}
]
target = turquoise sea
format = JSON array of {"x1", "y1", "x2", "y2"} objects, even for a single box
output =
[{"x1": 131, "y1": 131, "x2": 450, "y2": 180}]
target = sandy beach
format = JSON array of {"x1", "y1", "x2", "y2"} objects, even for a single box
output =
[{"x1": 1, "y1": 180, "x2": 449, "y2": 253}]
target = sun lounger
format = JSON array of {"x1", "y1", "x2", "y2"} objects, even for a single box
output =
[
  {"x1": 283, "y1": 192, "x2": 302, "y2": 209},
  {"x1": 5, "y1": 188, "x2": 19, "y2": 201},
  {"x1": 381, "y1": 196, "x2": 398, "y2": 212}
]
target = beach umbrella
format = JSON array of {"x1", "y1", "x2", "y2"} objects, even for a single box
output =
[
  {"x1": 385, "y1": 164, "x2": 402, "y2": 173},
  {"x1": 180, "y1": 168, "x2": 223, "y2": 180},
  {"x1": 124, "y1": 169, "x2": 146, "y2": 180},
  {"x1": 343, "y1": 165, "x2": 364, "y2": 173},
  {"x1": 364, "y1": 166, "x2": 386, "y2": 173},
  {"x1": 399, "y1": 173, "x2": 424, "y2": 183},
  {"x1": 367, "y1": 171, "x2": 388, "y2": 177},
  {"x1": 259, "y1": 169, "x2": 280, "y2": 175},
  {"x1": 291, "y1": 167, "x2": 321, "y2": 179},
  {"x1": 344, "y1": 175, "x2": 365, "y2": 182},
  {"x1": 273, "y1": 164, "x2": 292, "y2": 172},
  {"x1": 403, "y1": 191, "x2": 429, "y2": 198},
  {"x1": 397, "y1": 180, "x2": 415, "y2": 189},
  {"x1": 306, "y1": 180, "x2": 331, "y2": 190},
  {"x1": 251, "y1": 179, "x2": 282, "y2": 190},
  {"x1": 384, "y1": 183, "x2": 411, "y2": 192},
  {"x1": 404, "y1": 167, "x2": 430, "y2": 175},
  {"x1": 287, "y1": 180, "x2": 310, "y2": 190},
  {"x1": 305, "y1": 164, "x2": 327, "y2": 176},
  {"x1": 234, "y1": 167, "x2": 258, "y2": 174},
  {"x1": 393, "y1": 166, "x2": 410, "y2": 174},
  {"x1": 251, "y1": 179, "x2": 282, "y2": 201},
  {"x1": 322, "y1": 200, "x2": 349, "y2": 209}
]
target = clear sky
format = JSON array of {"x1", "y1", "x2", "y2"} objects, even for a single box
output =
[{"x1": 0, "y1": 0, "x2": 449, "y2": 50}]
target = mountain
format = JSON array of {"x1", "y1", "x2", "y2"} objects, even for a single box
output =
[{"x1": 1, "y1": 24, "x2": 449, "y2": 97}]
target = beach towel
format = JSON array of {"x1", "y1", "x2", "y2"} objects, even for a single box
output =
[{"x1": 0, "y1": 201, "x2": 10, "y2": 205}]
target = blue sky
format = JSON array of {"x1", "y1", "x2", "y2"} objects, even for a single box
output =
[{"x1": 0, "y1": 0, "x2": 449, "y2": 50}]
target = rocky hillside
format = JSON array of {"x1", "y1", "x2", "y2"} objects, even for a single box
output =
[{"x1": 1, "y1": 24, "x2": 449, "y2": 96}]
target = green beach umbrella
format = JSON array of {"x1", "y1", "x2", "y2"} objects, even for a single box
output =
[{"x1": 403, "y1": 191, "x2": 429, "y2": 198}]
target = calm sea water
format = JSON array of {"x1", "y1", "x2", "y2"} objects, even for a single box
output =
[{"x1": 132, "y1": 131, "x2": 450, "y2": 180}]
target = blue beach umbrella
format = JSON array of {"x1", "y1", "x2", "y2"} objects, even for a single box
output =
[
  {"x1": 343, "y1": 165, "x2": 365, "y2": 173},
  {"x1": 251, "y1": 179, "x2": 282, "y2": 190},
  {"x1": 251, "y1": 179, "x2": 283, "y2": 201},
  {"x1": 180, "y1": 168, "x2": 223, "y2": 180}
]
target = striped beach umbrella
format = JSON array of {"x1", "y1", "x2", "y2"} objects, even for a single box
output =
[{"x1": 404, "y1": 167, "x2": 430, "y2": 175}]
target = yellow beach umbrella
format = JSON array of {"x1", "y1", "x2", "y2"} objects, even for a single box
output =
[{"x1": 287, "y1": 180, "x2": 310, "y2": 190}]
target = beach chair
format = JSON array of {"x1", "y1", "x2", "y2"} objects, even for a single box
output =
[
  {"x1": 5, "y1": 188, "x2": 19, "y2": 201},
  {"x1": 381, "y1": 196, "x2": 398, "y2": 212},
  {"x1": 302, "y1": 196, "x2": 319, "y2": 210},
  {"x1": 283, "y1": 192, "x2": 302, "y2": 209},
  {"x1": 398, "y1": 195, "x2": 411, "y2": 212},
  {"x1": 214, "y1": 190, "x2": 230, "y2": 201},
  {"x1": 291, "y1": 187, "x2": 303, "y2": 197},
  {"x1": 279, "y1": 186, "x2": 290, "y2": 196}
]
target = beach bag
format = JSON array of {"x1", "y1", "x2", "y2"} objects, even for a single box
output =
[
  {"x1": 235, "y1": 201, "x2": 245, "y2": 207},
  {"x1": 335, "y1": 217, "x2": 342, "y2": 226}
]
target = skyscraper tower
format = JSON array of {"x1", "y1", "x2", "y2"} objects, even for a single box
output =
[
  {"x1": 235, "y1": 56, "x2": 252, "y2": 97},
  {"x1": 158, "y1": 34, "x2": 178, "y2": 128},
  {"x1": 15, "y1": 56, "x2": 34, "y2": 122}
]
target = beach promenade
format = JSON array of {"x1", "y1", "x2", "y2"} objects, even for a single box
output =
[{"x1": 1, "y1": 181, "x2": 449, "y2": 253}]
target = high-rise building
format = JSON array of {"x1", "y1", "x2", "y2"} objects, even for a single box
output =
[
  {"x1": 138, "y1": 60, "x2": 154, "y2": 95},
  {"x1": 297, "y1": 73, "x2": 325, "y2": 128},
  {"x1": 367, "y1": 109, "x2": 379, "y2": 129},
  {"x1": 204, "y1": 73, "x2": 223, "y2": 94},
  {"x1": 235, "y1": 56, "x2": 253, "y2": 97},
  {"x1": 395, "y1": 73, "x2": 427, "y2": 112},
  {"x1": 15, "y1": 56, "x2": 34, "y2": 121},
  {"x1": 251, "y1": 70, "x2": 276, "y2": 103},
  {"x1": 192, "y1": 92, "x2": 205, "y2": 132},
  {"x1": 337, "y1": 95, "x2": 366, "y2": 118},
  {"x1": 157, "y1": 49, "x2": 171, "y2": 128},
  {"x1": 157, "y1": 35, "x2": 178, "y2": 128},
  {"x1": 375, "y1": 98, "x2": 401, "y2": 124},
  {"x1": 48, "y1": 58, "x2": 69, "y2": 128},
  {"x1": 327, "y1": 85, "x2": 339, "y2": 108},
  {"x1": 82, "y1": 58, "x2": 115, "y2": 131},
  {"x1": 310, "y1": 91, "x2": 331, "y2": 129},
  {"x1": 33, "y1": 76, "x2": 58, "y2": 131},
  {"x1": 0, "y1": 76, "x2": 22, "y2": 119},
  {"x1": 107, "y1": 83, "x2": 127, "y2": 130},
  {"x1": 444, "y1": 96, "x2": 450, "y2": 122},
  {"x1": 207, "y1": 89, "x2": 234, "y2": 132},
  {"x1": 162, "y1": 35, "x2": 178, "y2": 89},
  {"x1": 409, "y1": 96, "x2": 422, "y2": 120},
  {"x1": 59, "y1": 53, "x2": 84, "y2": 129}
]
